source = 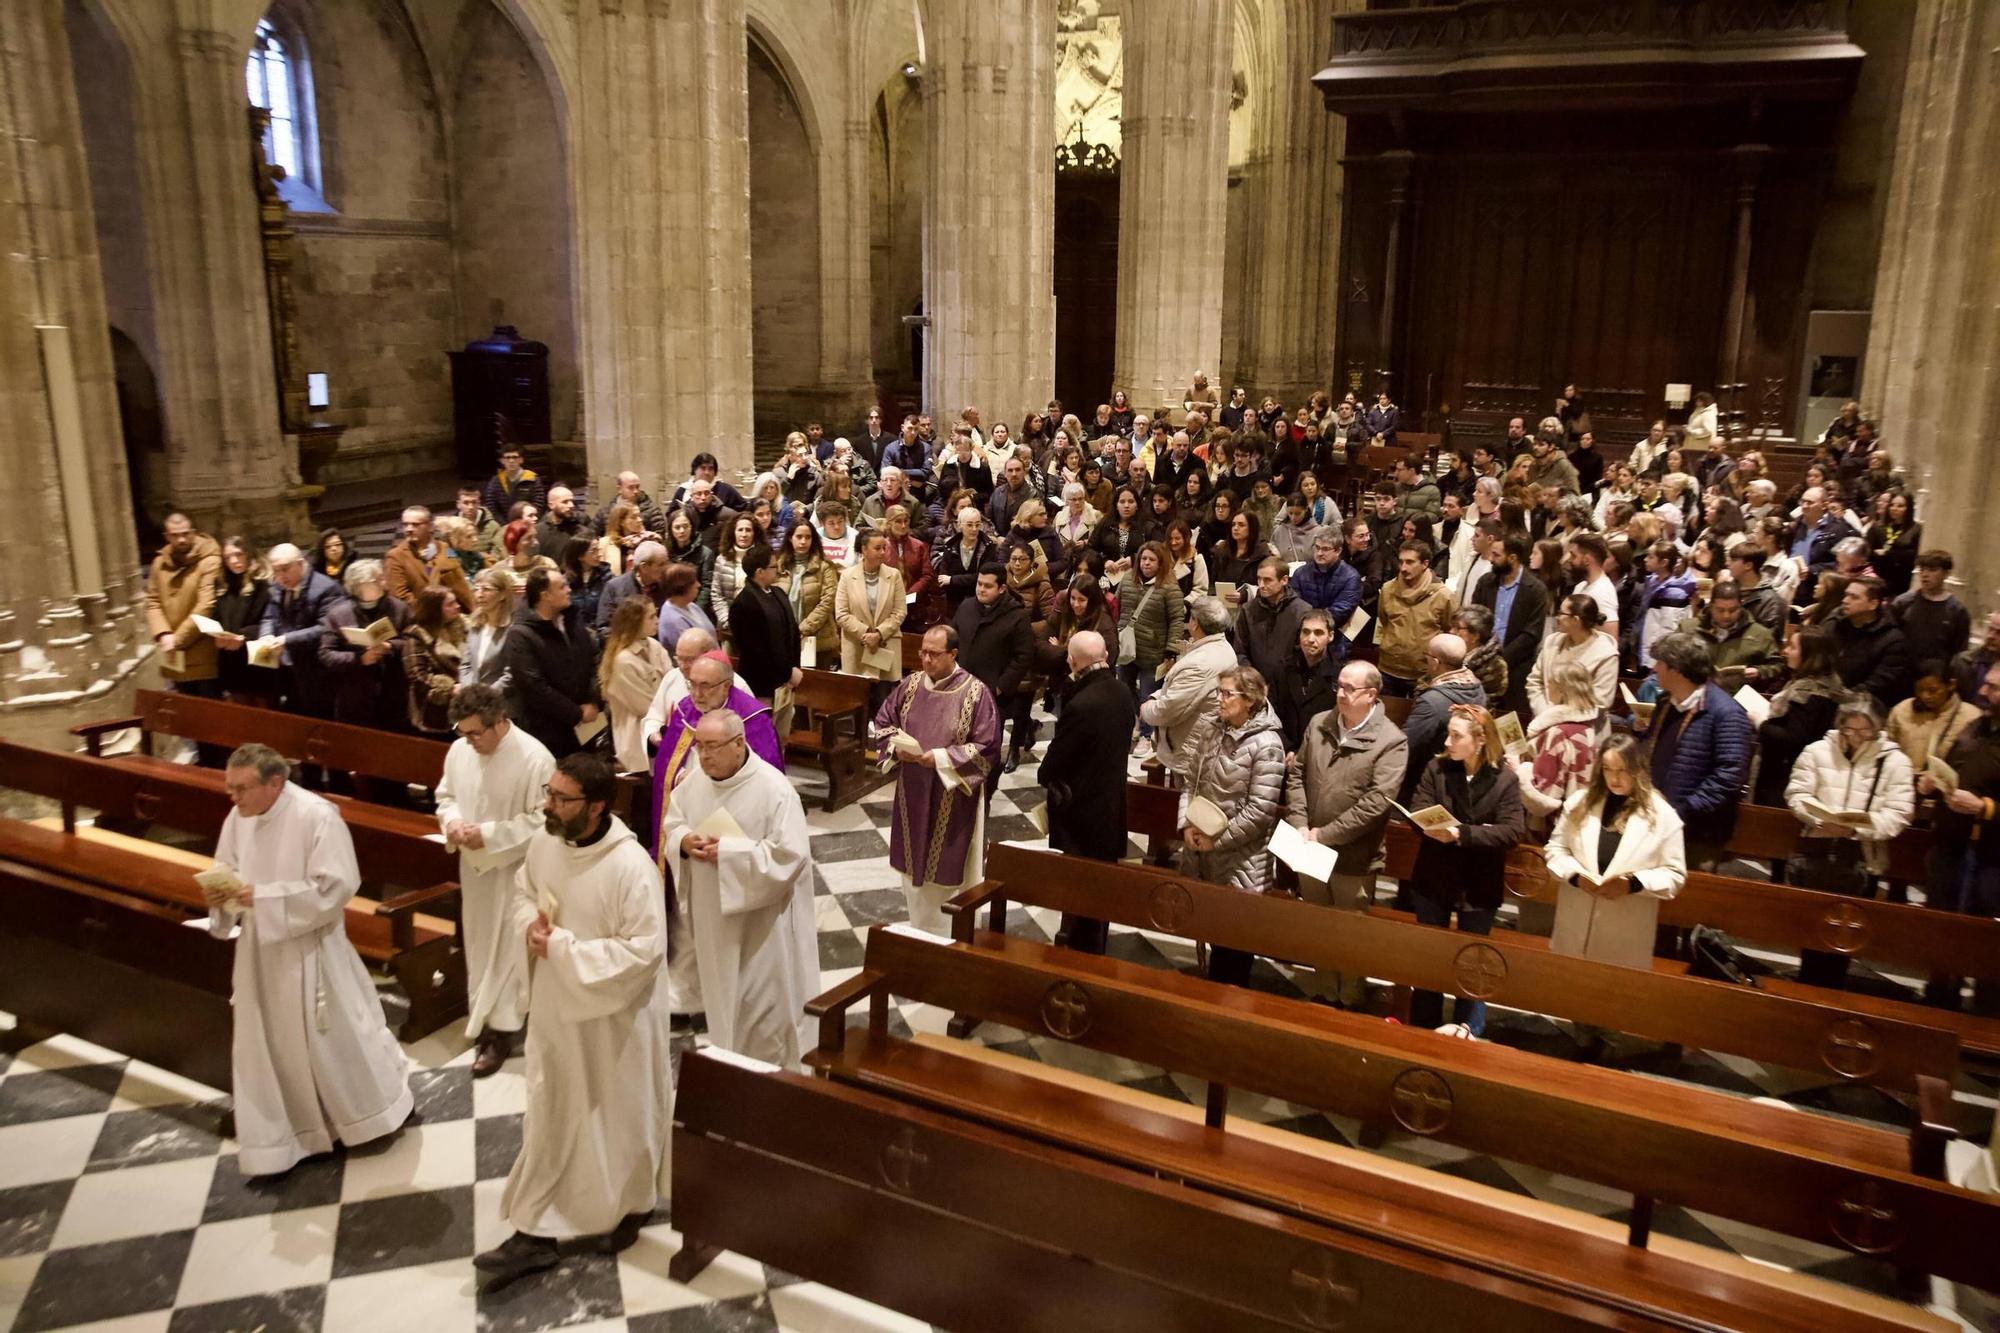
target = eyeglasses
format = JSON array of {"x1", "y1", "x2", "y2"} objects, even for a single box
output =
[
  {"x1": 1216, "y1": 688, "x2": 1243, "y2": 699},
  {"x1": 1336, "y1": 684, "x2": 1375, "y2": 696},
  {"x1": 541, "y1": 785, "x2": 587, "y2": 806}
]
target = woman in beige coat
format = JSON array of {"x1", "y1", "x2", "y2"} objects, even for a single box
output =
[
  {"x1": 598, "y1": 597, "x2": 670, "y2": 772},
  {"x1": 834, "y1": 530, "x2": 907, "y2": 678},
  {"x1": 1543, "y1": 732, "x2": 1686, "y2": 973},
  {"x1": 776, "y1": 522, "x2": 840, "y2": 662}
]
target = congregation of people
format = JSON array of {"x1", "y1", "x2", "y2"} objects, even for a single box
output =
[{"x1": 145, "y1": 379, "x2": 2000, "y2": 1285}]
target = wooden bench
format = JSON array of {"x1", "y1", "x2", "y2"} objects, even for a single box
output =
[
  {"x1": 0, "y1": 741, "x2": 465, "y2": 1042},
  {"x1": 803, "y1": 926, "x2": 1989, "y2": 1302},
  {"x1": 678, "y1": 1049, "x2": 1742, "y2": 1332},
  {"x1": 74, "y1": 688, "x2": 449, "y2": 792},
  {"x1": 782, "y1": 668, "x2": 887, "y2": 811},
  {"x1": 953, "y1": 845, "x2": 1962, "y2": 1097},
  {"x1": 0, "y1": 819, "x2": 236, "y2": 1091}
]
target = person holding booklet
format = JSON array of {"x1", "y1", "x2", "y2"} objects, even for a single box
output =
[
  {"x1": 316, "y1": 560, "x2": 412, "y2": 734},
  {"x1": 1404, "y1": 705, "x2": 1525, "y2": 1034},
  {"x1": 1784, "y1": 695, "x2": 1914, "y2": 985},
  {"x1": 1543, "y1": 733, "x2": 1685, "y2": 994},
  {"x1": 1176, "y1": 666, "x2": 1288, "y2": 987}
]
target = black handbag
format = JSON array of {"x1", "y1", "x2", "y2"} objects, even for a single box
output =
[{"x1": 1687, "y1": 926, "x2": 1759, "y2": 987}]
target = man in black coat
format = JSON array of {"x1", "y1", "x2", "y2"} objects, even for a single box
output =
[
  {"x1": 952, "y1": 565, "x2": 1036, "y2": 773},
  {"x1": 1472, "y1": 530, "x2": 1548, "y2": 719},
  {"x1": 1273, "y1": 611, "x2": 1342, "y2": 752},
  {"x1": 500, "y1": 568, "x2": 601, "y2": 759},
  {"x1": 728, "y1": 545, "x2": 801, "y2": 710},
  {"x1": 1037, "y1": 630, "x2": 1136, "y2": 954},
  {"x1": 1829, "y1": 575, "x2": 1913, "y2": 706}
]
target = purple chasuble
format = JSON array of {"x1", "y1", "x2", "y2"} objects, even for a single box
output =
[{"x1": 872, "y1": 666, "x2": 1002, "y2": 886}]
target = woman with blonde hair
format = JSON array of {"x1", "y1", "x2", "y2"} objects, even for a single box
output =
[
  {"x1": 1545, "y1": 732, "x2": 1685, "y2": 980},
  {"x1": 1407, "y1": 704, "x2": 1526, "y2": 1034},
  {"x1": 460, "y1": 565, "x2": 517, "y2": 688},
  {"x1": 1117, "y1": 540, "x2": 1185, "y2": 757},
  {"x1": 598, "y1": 595, "x2": 670, "y2": 772},
  {"x1": 1177, "y1": 665, "x2": 1288, "y2": 986}
]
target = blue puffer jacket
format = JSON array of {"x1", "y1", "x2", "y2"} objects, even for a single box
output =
[
  {"x1": 1645, "y1": 682, "x2": 1752, "y2": 847},
  {"x1": 1291, "y1": 558, "x2": 1363, "y2": 644}
]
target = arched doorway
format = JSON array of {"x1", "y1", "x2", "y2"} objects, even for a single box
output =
[
  {"x1": 108, "y1": 329, "x2": 168, "y2": 551},
  {"x1": 747, "y1": 32, "x2": 822, "y2": 448}
]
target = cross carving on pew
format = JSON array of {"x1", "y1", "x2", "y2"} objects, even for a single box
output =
[
  {"x1": 1831, "y1": 1180, "x2": 1904, "y2": 1255},
  {"x1": 1453, "y1": 942, "x2": 1508, "y2": 999},
  {"x1": 1146, "y1": 881, "x2": 1194, "y2": 933},
  {"x1": 1389, "y1": 1067, "x2": 1454, "y2": 1136},
  {"x1": 1040, "y1": 980, "x2": 1093, "y2": 1039},
  {"x1": 879, "y1": 1125, "x2": 929, "y2": 1194},
  {"x1": 1818, "y1": 901, "x2": 1871, "y2": 954},
  {"x1": 1288, "y1": 1248, "x2": 1361, "y2": 1329},
  {"x1": 1820, "y1": 1018, "x2": 1882, "y2": 1080}
]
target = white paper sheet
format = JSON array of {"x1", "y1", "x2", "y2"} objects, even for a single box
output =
[{"x1": 1269, "y1": 819, "x2": 1337, "y2": 882}]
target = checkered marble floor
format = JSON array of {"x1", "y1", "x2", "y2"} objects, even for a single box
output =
[{"x1": 4, "y1": 727, "x2": 1999, "y2": 1332}]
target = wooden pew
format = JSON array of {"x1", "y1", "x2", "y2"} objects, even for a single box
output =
[
  {"x1": 73, "y1": 688, "x2": 449, "y2": 791},
  {"x1": 810, "y1": 926, "x2": 1993, "y2": 1298},
  {"x1": 0, "y1": 741, "x2": 465, "y2": 1041},
  {"x1": 953, "y1": 845, "x2": 1962, "y2": 1096},
  {"x1": 678, "y1": 1050, "x2": 1724, "y2": 1332},
  {"x1": 1376, "y1": 822, "x2": 2000, "y2": 993},
  {"x1": 0, "y1": 819, "x2": 235, "y2": 1091},
  {"x1": 782, "y1": 668, "x2": 888, "y2": 811}
]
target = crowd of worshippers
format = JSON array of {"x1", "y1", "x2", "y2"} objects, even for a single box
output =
[{"x1": 147, "y1": 381, "x2": 1999, "y2": 1280}]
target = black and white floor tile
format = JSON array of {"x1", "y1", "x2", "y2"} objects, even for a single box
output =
[{"x1": 3, "y1": 727, "x2": 1998, "y2": 1331}]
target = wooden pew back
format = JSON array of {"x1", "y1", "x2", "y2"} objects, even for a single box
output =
[
  {"x1": 81, "y1": 689, "x2": 448, "y2": 790},
  {"x1": 834, "y1": 926, "x2": 1991, "y2": 1290},
  {"x1": 967, "y1": 845, "x2": 1962, "y2": 1094}
]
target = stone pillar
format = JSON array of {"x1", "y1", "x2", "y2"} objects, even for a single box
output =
[
  {"x1": 1716, "y1": 145, "x2": 1770, "y2": 409},
  {"x1": 1235, "y1": 0, "x2": 1350, "y2": 403},
  {"x1": 0, "y1": 0, "x2": 143, "y2": 707},
  {"x1": 920, "y1": 0, "x2": 1056, "y2": 420},
  {"x1": 127, "y1": 18, "x2": 304, "y2": 541},
  {"x1": 1113, "y1": 0, "x2": 1233, "y2": 416},
  {"x1": 575, "y1": 0, "x2": 755, "y2": 489},
  {"x1": 1862, "y1": 0, "x2": 2000, "y2": 603}
]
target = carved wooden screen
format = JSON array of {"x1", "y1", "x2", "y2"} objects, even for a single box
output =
[{"x1": 1400, "y1": 153, "x2": 1732, "y2": 449}]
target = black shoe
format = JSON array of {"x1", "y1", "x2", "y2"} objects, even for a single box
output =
[
  {"x1": 1003, "y1": 749, "x2": 1020, "y2": 774},
  {"x1": 670, "y1": 1012, "x2": 708, "y2": 1035},
  {"x1": 576, "y1": 1212, "x2": 648, "y2": 1256},
  {"x1": 471, "y1": 1031, "x2": 508, "y2": 1079},
  {"x1": 474, "y1": 1232, "x2": 560, "y2": 1282}
]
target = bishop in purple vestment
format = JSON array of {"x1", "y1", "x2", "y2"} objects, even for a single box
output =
[
  {"x1": 873, "y1": 624, "x2": 1003, "y2": 933},
  {"x1": 652, "y1": 652, "x2": 784, "y2": 872}
]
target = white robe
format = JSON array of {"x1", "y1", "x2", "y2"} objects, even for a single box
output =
[
  {"x1": 502, "y1": 816, "x2": 674, "y2": 1238},
  {"x1": 657, "y1": 753, "x2": 819, "y2": 1066},
  {"x1": 209, "y1": 784, "x2": 411, "y2": 1175},
  {"x1": 434, "y1": 724, "x2": 556, "y2": 1036}
]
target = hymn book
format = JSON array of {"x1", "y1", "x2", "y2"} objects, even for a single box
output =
[
  {"x1": 1268, "y1": 819, "x2": 1336, "y2": 882},
  {"x1": 1493, "y1": 711, "x2": 1529, "y2": 759},
  {"x1": 1340, "y1": 606, "x2": 1369, "y2": 640},
  {"x1": 247, "y1": 637, "x2": 283, "y2": 668},
  {"x1": 1794, "y1": 796, "x2": 1875, "y2": 829},
  {"x1": 191, "y1": 614, "x2": 225, "y2": 636},
  {"x1": 1389, "y1": 800, "x2": 1460, "y2": 833},
  {"x1": 338, "y1": 617, "x2": 396, "y2": 648},
  {"x1": 693, "y1": 806, "x2": 747, "y2": 843},
  {"x1": 194, "y1": 865, "x2": 246, "y2": 917},
  {"x1": 1927, "y1": 754, "x2": 1959, "y2": 795},
  {"x1": 1734, "y1": 684, "x2": 1771, "y2": 727}
]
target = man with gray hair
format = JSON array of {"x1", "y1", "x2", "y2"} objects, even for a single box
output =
[
  {"x1": 1143, "y1": 595, "x2": 1241, "y2": 773},
  {"x1": 317, "y1": 558, "x2": 412, "y2": 735},
  {"x1": 594, "y1": 538, "x2": 669, "y2": 632},
  {"x1": 257, "y1": 541, "x2": 348, "y2": 718},
  {"x1": 202, "y1": 743, "x2": 411, "y2": 1173},
  {"x1": 859, "y1": 465, "x2": 922, "y2": 530},
  {"x1": 1038, "y1": 629, "x2": 1137, "y2": 954},
  {"x1": 436, "y1": 685, "x2": 556, "y2": 1076}
]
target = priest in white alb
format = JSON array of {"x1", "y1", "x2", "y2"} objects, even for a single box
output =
[
  {"x1": 201, "y1": 744, "x2": 411, "y2": 1176},
  {"x1": 657, "y1": 710, "x2": 818, "y2": 1066},
  {"x1": 477, "y1": 752, "x2": 674, "y2": 1287},
  {"x1": 434, "y1": 684, "x2": 556, "y2": 1077}
]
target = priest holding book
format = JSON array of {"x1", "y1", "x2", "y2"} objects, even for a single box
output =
[
  {"x1": 201, "y1": 744, "x2": 412, "y2": 1175},
  {"x1": 873, "y1": 624, "x2": 1003, "y2": 934},
  {"x1": 658, "y1": 711, "x2": 818, "y2": 1065}
]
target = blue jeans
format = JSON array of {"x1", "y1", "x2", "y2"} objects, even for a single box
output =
[
  {"x1": 1120, "y1": 663, "x2": 1162, "y2": 738},
  {"x1": 1408, "y1": 896, "x2": 1497, "y2": 1033}
]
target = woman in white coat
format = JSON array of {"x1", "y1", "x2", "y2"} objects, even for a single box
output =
[
  {"x1": 1544, "y1": 732, "x2": 1686, "y2": 978},
  {"x1": 1784, "y1": 695, "x2": 1915, "y2": 986}
]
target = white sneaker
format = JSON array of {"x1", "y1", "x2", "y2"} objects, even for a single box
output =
[
  {"x1": 1132, "y1": 738, "x2": 1154, "y2": 759},
  {"x1": 1433, "y1": 1022, "x2": 1476, "y2": 1040}
]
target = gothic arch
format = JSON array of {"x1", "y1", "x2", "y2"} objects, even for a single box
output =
[{"x1": 745, "y1": 22, "x2": 826, "y2": 439}]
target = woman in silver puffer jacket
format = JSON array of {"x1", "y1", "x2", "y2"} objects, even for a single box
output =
[{"x1": 1178, "y1": 664, "x2": 1289, "y2": 986}]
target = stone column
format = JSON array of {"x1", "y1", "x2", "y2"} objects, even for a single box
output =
[
  {"x1": 0, "y1": 0, "x2": 143, "y2": 708},
  {"x1": 1862, "y1": 0, "x2": 2000, "y2": 602},
  {"x1": 575, "y1": 0, "x2": 755, "y2": 489},
  {"x1": 920, "y1": 0, "x2": 1056, "y2": 420},
  {"x1": 1235, "y1": 0, "x2": 1351, "y2": 403},
  {"x1": 124, "y1": 18, "x2": 303, "y2": 541},
  {"x1": 1113, "y1": 0, "x2": 1233, "y2": 416}
]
